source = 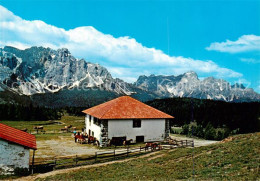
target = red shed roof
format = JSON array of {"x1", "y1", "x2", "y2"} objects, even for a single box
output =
[
  {"x1": 0, "y1": 123, "x2": 37, "y2": 150},
  {"x1": 82, "y1": 96, "x2": 174, "y2": 119}
]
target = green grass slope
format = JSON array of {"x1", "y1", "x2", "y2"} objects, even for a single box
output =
[{"x1": 40, "y1": 133, "x2": 260, "y2": 180}]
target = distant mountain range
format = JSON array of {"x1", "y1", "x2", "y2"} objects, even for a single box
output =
[
  {"x1": 134, "y1": 72, "x2": 260, "y2": 102},
  {"x1": 0, "y1": 46, "x2": 259, "y2": 107}
]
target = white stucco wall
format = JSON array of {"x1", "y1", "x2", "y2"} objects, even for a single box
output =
[
  {"x1": 0, "y1": 139, "x2": 30, "y2": 175},
  {"x1": 85, "y1": 114, "x2": 102, "y2": 141},
  {"x1": 108, "y1": 119, "x2": 166, "y2": 143}
]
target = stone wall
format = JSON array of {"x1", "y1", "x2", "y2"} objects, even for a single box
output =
[
  {"x1": 100, "y1": 120, "x2": 108, "y2": 147},
  {"x1": 0, "y1": 139, "x2": 30, "y2": 175},
  {"x1": 165, "y1": 119, "x2": 170, "y2": 138}
]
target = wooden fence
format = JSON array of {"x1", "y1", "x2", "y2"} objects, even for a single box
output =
[
  {"x1": 162, "y1": 139, "x2": 194, "y2": 149},
  {"x1": 30, "y1": 140, "x2": 194, "y2": 174},
  {"x1": 27, "y1": 129, "x2": 72, "y2": 134}
]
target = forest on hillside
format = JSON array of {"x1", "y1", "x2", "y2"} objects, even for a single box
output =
[
  {"x1": 146, "y1": 98, "x2": 260, "y2": 140},
  {"x1": 0, "y1": 97, "x2": 259, "y2": 140},
  {"x1": 0, "y1": 104, "x2": 89, "y2": 121},
  {"x1": 0, "y1": 104, "x2": 62, "y2": 121}
]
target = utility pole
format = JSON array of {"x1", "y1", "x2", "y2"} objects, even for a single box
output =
[{"x1": 191, "y1": 98, "x2": 195, "y2": 177}]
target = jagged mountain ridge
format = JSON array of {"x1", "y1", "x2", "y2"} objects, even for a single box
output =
[
  {"x1": 0, "y1": 46, "x2": 259, "y2": 106},
  {"x1": 134, "y1": 72, "x2": 260, "y2": 102},
  {"x1": 0, "y1": 46, "x2": 134, "y2": 96}
]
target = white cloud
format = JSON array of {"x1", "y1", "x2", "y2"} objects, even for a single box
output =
[
  {"x1": 236, "y1": 78, "x2": 251, "y2": 87},
  {"x1": 206, "y1": 35, "x2": 260, "y2": 53},
  {"x1": 240, "y1": 58, "x2": 260, "y2": 64},
  {"x1": 255, "y1": 84, "x2": 260, "y2": 93},
  {"x1": 0, "y1": 5, "x2": 243, "y2": 83}
]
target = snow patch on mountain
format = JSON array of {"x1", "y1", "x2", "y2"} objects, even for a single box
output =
[
  {"x1": 0, "y1": 46, "x2": 132, "y2": 96},
  {"x1": 134, "y1": 71, "x2": 260, "y2": 102},
  {"x1": 0, "y1": 46, "x2": 259, "y2": 102}
]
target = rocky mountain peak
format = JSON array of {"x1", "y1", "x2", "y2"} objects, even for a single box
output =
[
  {"x1": 0, "y1": 46, "x2": 129, "y2": 95},
  {"x1": 57, "y1": 48, "x2": 71, "y2": 58},
  {"x1": 0, "y1": 46, "x2": 259, "y2": 102},
  {"x1": 232, "y1": 83, "x2": 246, "y2": 89},
  {"x1": 183, "y1": 71, "x2": 198, "y2": 78},
  {"x1": 3, "y1": 46, "x2": 20, "y2": 53},
  {"x1": 134, "y1": 71, "x2": 259, "y2": 102}
]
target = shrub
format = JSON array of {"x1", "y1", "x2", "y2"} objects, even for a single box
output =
[
  {"x1": 230, "y1": 128, "x2": 240, "y2": 135},
  {"x1": 204, "y1": 123, "x2": 216, "y2": 140},
  {"x1": 170, "y1": 127, "x2": 175, "y2": 134},
  {"x1": 216, "y1": 130, "x2": 225, "y2": 140},
  {"x1": 194, "y1": 124, "x2": 204, "y2": 138},
  {"x1": 181, "y1": 124, "x2": 189, "y2": 135}
]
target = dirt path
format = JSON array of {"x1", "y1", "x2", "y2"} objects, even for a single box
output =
[
  {"x1": 15, "y1": 151, "x2": 160, "y2": 181},
  {"x1": 34, "y1": 134, "x2": 216, "y2": 160},
  {"x1": 14, "y1": 135, "x2": 217, "y2": 180},
  {"x1": 170, "y1": 134, "x2": 218, "y2": 147},
  {"x1": 34, "y1": 136, "x2": 103, "y2": 161},
  {"x1": 147, "y1": 153, "x2": 165, "y2": 161}
]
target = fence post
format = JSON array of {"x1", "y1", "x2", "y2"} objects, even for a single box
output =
[
  {"x1": 186, "y1": 140, "x2": 187, "y2": 147},
  {"x1": 95, "y1": 152, "x2": 97, "y2": 162},
  {"x1": 53, "y1": 158, "x2": 56, "y2": 170},
  {"x1": 127, "y1": 146, "x2": 129, "y2": 157},
  {"x1": 140, "y1": 146, "x2": 141, "y2": 153},
  {"x1": 75, "y1": 155, "x2": 78, "y2": 165},
  {"x1": 114, "y1": 149, "x2": 116, "y2": 160},
  {"x1": 31, "y1": 149, "x2": 35, "y2": 174}
]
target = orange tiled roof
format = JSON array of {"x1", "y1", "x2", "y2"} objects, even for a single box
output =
[
  {"x1": 0, "y1": 123, "x2": 37, "y2": 150},
  {"x1": 82, "y1": 96, "x2": 174, "y2": 119}
]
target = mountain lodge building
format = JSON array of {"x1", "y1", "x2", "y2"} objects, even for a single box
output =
[{"x1": 82, "y1": 96, "x2": 174, "y2": 147}]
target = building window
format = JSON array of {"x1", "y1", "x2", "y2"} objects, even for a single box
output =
[
  {"x1": 133, "y1": 119, "x2": 141, "y2": 128},
  {"x1": 89, "y1": 115, "x2": 91, "y2": 126},
  {"x1": 92, "y1": 131, "x2": 94, "y2": 137},
  {"x1": 94, "y1": 117, "x2": 101, "y2": 126}
]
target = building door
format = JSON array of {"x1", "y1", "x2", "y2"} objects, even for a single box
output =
[
  {"x1": 111, "y1": 136, "x2": 126, "y2": 146},
  {"x1": 136, "y1": 136, "x2": 144, "y2": 143}
]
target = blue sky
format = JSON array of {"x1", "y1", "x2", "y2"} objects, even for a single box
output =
[{"x1": 0, "y1": 0, "x2": 259, "y2": 92}]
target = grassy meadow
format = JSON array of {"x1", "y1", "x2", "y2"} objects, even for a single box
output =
[
  {"x1": 0, "y1": 115, "x2": 85, "y2": 137},
  {"x1": 38, "y1": 133, "x2": 260, "y2": 181}
]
